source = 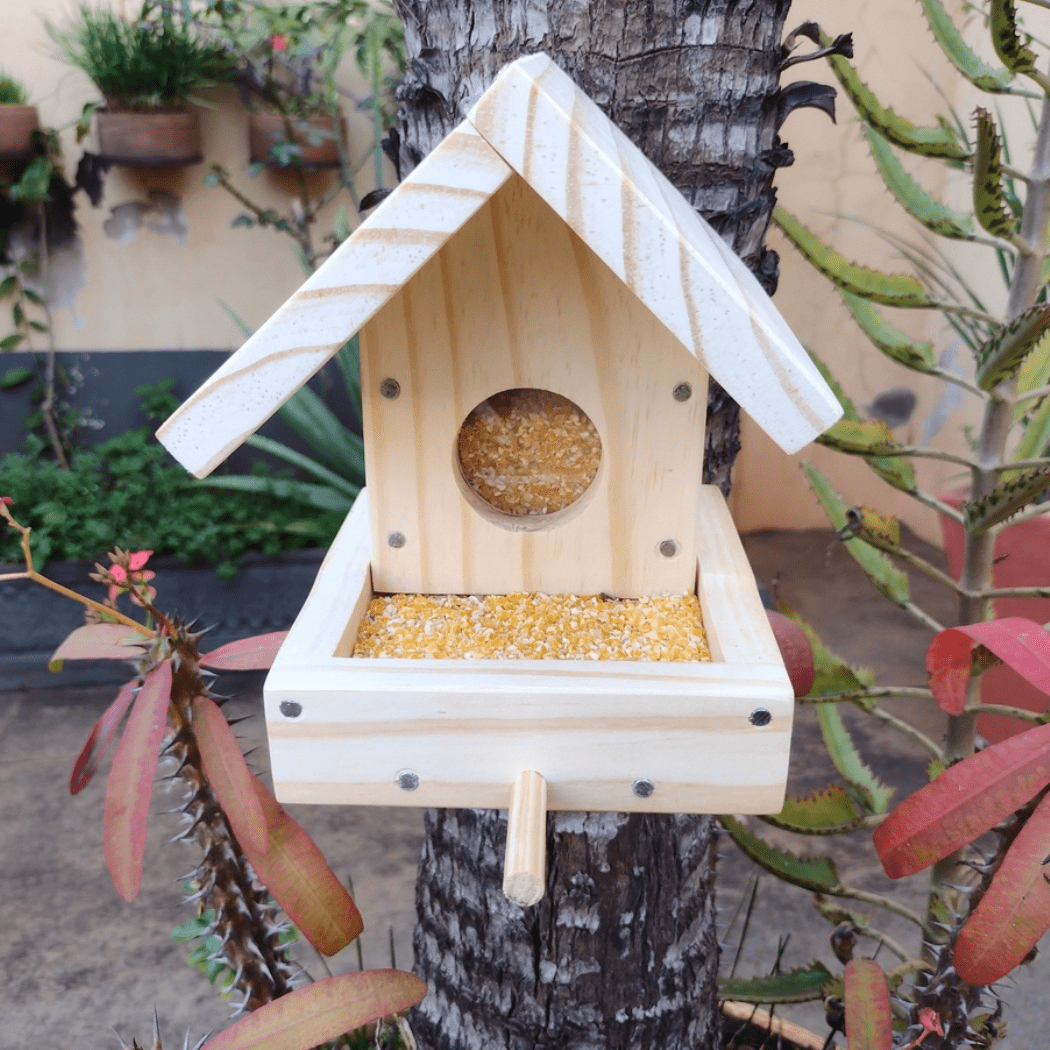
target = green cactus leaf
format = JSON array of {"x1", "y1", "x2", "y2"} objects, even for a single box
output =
[
  {"x1": 817, "y1": 703, "x2": 896, "y2": 815},
  {"x1": 807, "y1": 350, "x2": 859, "y2": 420},
  {"x1": 806, "y1": 350, "x2": 916, "y2": 494},
  {"x1": 991, "y1": 0, "x2": 1037, "y2": 74},
  {"x1": 817, "y1": 419, "x2": 902, "y2": 457},
  {"x1": 973, "y1": 108, "x2": 1017, "y2": 238},
  {"x1": 802, "y1": 462, "x2": 912, "y2": 607},
  {"x1": 866, "y1": 127, "x2": 975, "y2": 240},
  {"x1": 1014, "y1": 396, "x2": 1050, "y2": 465},
  {"x1": 774, "y1": 207, "x2": 935, "y2": 307},
  {"x1": 719, "y1": 816, "x2": 842, "y2": 893},
  {"x1": 762, "y1": 784, "x2": 866, "y2": 835},
  {"x1": 840, "y1": 291, "x2": 937, "y2": 373},
  {"x1": 975, "y1": 302, "x2": 1050, "y2": 390},
  {"x1": 919, "y1": 0, "x2": 1014, "y2": 91},
  {"x1": 865, "y1": 457, "x2": 919, "y2": 495},
  {"x1": 963, "y1": 466, "x2": 1050, "y2": 534},
  {"x1": 719, "y1": 962, "x2": 835, "y2": 1005},
  {"x1": 817, "y1": 29, "x2": 968, "y2": 159},
  {"x1": 777, "y1": 601, "x2": 876, "y2": 697}
]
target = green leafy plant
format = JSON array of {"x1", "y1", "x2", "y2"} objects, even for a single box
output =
[
  {"x1": 48, "y1": 1, "x2": 232, "y2": 113},
  {"x1": 0, "y1": 71, "x2": 29, "y2": 105},
  {"x1": 202, "y1": 0, "x2": 404, "y2": 269},
  {"x1": 0, "y1": 382, "x2": 343, "y2": 573},
  {"x1": 720, "y1": 2, "x2": 1050, "y2": 1045},
  {"x1": 1, "y1": 118, "x2": 75, "y2": 467},
  {"x1": 0, "y1": 501, "x2": 426, "y2": 1048}
]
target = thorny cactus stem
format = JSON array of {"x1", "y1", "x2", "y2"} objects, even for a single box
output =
[
  {"x1": 158, "y1": 629, "x2": 296, "y2": 1013},
  {"x1": 908, "y1": 70, "x2": 1050, "y2": 1049}
]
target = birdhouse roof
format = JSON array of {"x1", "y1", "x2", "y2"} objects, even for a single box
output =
[{"x1": 158, "y1": 53, "x2": 841, "y2": 478}]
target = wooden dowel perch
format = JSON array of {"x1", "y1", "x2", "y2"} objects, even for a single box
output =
[{"x1": 503, "y1": 771, "x2": 547, "y2": 906}]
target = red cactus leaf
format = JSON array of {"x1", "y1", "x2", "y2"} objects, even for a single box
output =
[
  {"x1": 766, "y1": 611, "x2": 816, "y2": 698},
  {"x1": 49, "y1": 623, "x2": 144, "y2": 670},
  {"x1": 243, "y1": 777, "x2": 363, "y2": 955},
  {"x1": 844, "y1": 959, "x2": 893, "y2": 1050},
  {"x1": 191, "y1": 696, "x2": 269, "y2": 856},
  {"x1": 103, "y1": 660, "x2": 173, "y2": 901},
  {"x1": 202, "y1": 969, "x2": 426, "y2": 1050},
  {"x1": 954, "y1": 791, "x2": 1050, "y2": 985},
  {"x1": 873, "y1": 721, "x2": 1050, "y2": 878},
  {"x1": 927, "y1": 618, "x2": 1050, "y2": 715},
  {"x1": 70, "y1": 677, "x2": 139, "y2": 795},
  {"x1": 199, "y1": 631, "x2": 289, "y2": 670}
]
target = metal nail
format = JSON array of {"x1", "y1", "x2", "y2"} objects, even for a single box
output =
[
  {"x1": 673, "y1": 382, "x2": 693, "y2": 402},
  {"x1": 380, "y1": 378, "x2": 401, "y2": 399},
  {"x1": 749, "y1": 708, "x2": 772, "y2": 727},
  {"x1": 397, "y1": 770, "x2": 420, "y2": 791},
  {"x1": 659, "y1": 539, "x2": 679, "y2": 558},
  {"x1": 279, "y1": 700, "x2": 303, "y2": 718},
  {"x1": 388, "y1": 531, "x2": 406, "y2": 548},
  {"x1": 632, "y1": 778, "x2": 655, "y2": 798}
]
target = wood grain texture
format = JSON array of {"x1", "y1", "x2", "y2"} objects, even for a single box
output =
[
  {"x1": 361, "y1": 173, "x2": 707, "y2": 597},
  {"x1": 264, "y1": 484, "x2": 793, "y2": 815},
  {"x1": 156, "y1": 124, "x2": 512, "y2": 478},
  {"x1": 503, "y1": 770, "x2": 547, "y2": 906},
  {"x1": 158, "y1": 53, "x2": 838, "y2": 482},
  {"x1": 467, "y1": 53, "x2": 842, "y2": 454}
]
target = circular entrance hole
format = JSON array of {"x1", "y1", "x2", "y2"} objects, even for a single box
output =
[{"x1": 456, "y1": 388, "x2": 602, "y2": 528}]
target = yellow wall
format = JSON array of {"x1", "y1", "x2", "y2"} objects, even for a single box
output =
[
  {"x1": 2, "y1": 0, "x2": 388, "y2": 350},
  {"x1": 4, "y1": 1, "x2": 1033, "y2": 543}
]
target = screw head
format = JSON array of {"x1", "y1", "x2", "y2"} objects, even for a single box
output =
[
  {"x1": 632, "y1": 778, "x2": 655, "y2": 798},
  {"x1": 658, "y1": 539, "x2": 679, "y2": 558},
  {"x1": 388, "y1": 531, "x2": 406, "y2": 548},
  {"x1": 673, "y1": 382, "x2": 693, "y2": 402},
  {"x1": 749, "y1": 708, "x2": 772, "y2": 727},
  {"x1": 380, "y1": 378, "x2": 401, "y2": 399},
  {"x1": 397, "y1": 770, "x2": 420, "y2": 791},
  {"x1": 279, "y1": 700, "x2": 303, "y2": 718}
]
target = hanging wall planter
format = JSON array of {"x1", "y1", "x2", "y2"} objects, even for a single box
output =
[
  {"x1": 96, "y1": 109, "x2": 203, "y2": 167},
  {"x1": 248, "y1": 111, "x2": 344, "y2": 169},
  {"x1": 0, "y1": 105, "x2": 40, "y2": 162}
]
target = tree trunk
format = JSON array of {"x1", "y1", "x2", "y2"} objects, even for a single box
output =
[{"x1": 393, "y1": 2, "x2": 793, "y2": 1046}]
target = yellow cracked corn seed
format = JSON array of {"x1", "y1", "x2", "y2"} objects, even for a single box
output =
[
  {"x1": 457, "y1": 389, "x2": 601, "y2": 516},
  {"x1": 352, "y1": 592, "x2": 710, "y2": 662}
]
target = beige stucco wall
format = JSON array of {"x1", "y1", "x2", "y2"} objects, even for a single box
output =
[
  {"x1": 3, "y1": 1, "x2": 1032, "y2": 543},
  {"x1": 2, "y1": 0, "x2": 388, "y2": 350}
]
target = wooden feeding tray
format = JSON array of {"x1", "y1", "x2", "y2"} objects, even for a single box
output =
[{"x1": 263, "y1": 485, "x2": 793, "y2": 820}]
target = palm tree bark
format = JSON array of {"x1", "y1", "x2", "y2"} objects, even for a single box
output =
[{"x1": 392, "y1": 2, "x2": 793, "y2": 1046}]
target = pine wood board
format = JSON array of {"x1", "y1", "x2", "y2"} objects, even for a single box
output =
[
  {"x1": 263, "y1": 487, "x2": 794, "y2": 814},
  {"x1": 360, "y1": 173, "x2": 707, "y2": 597},
  {"x1": 156, "y1": 123, "x2": 513, "y2": 478},
  {"x1": 157, "y1": 53, "x2": 840, "y2": 484},
  {"x1": 468, "y1": 53, "x2": 842, "y2": 454}
]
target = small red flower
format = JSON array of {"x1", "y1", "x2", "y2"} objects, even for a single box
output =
[
  {"x1": 128, "y1": 550, "x2": 153, "y2": 571},
  {"x1": 271, "y1": 33, "x2": 288, "y2": 51},
  {"x1": 918, "y1": 1008, "x2": 944, "y2": 1037},
  {"x1": 0, "y1": 495, "x2": 13, "y2": 506}
]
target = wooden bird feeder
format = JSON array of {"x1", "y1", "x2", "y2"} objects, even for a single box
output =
[{"x1": 158, "y1": 54, "x2": 841, "y2": 906}]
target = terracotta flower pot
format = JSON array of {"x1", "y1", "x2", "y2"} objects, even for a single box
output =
[
  {"x1": 96, "y1": 110, "x2": 203, "y2": 167},
  {"x1": 0, "y1": 104, "x2": 39, "y2": 161},
  {"x1": 940, "y1": 490, "x2": 1050, "y2": 741},
  {"x1": 248, "y1": 111, "x2": 344, "y2": 169}
]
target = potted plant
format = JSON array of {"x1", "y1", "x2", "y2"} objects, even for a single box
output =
[
  {"x1": 0, "y1": 71, "x2": 38, "y2": 163},
  {"x1": 212, "y1": 0, "x2": 355, "y2": 169},
  {"x1": 48, "y1": 2, "x2": 231, "y2": 166}
]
